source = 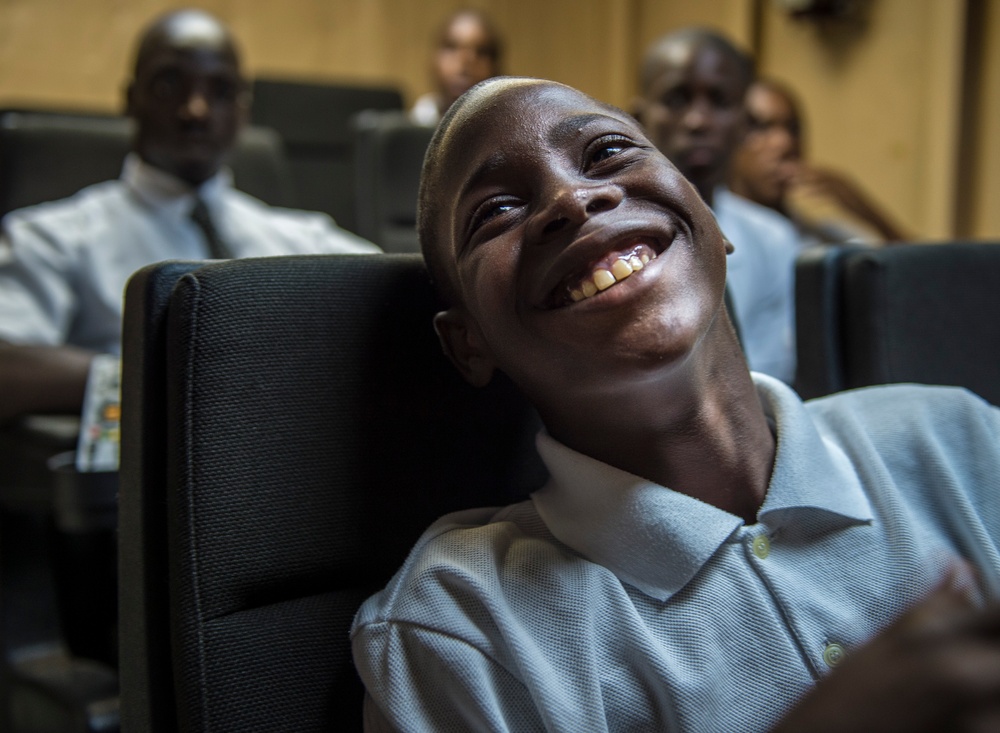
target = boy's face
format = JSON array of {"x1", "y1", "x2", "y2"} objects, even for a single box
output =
[{"x1": 430, "y1": 80, "x2": 728, "y2": 407}]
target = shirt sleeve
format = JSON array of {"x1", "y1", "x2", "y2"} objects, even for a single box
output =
[
  {"x1": 220, "y1": 193, "x2": 383, "y2": 256},
  {"x1": 0, "y1": 215, "x2": 78, "y2": 345},
  {"x1": 353, "y1": 620, "x2": 545, "y2": 733}
]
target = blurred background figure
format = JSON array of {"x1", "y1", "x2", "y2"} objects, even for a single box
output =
[
  {"x1": 409, "y1": 8, "x2": 503, "y2": 126},
  {"x1": 0, "y1": 8, "x2": 378, "y2": 425},
  {"x1": 633, "y1": 28, "x2": 799, "y2": 385},
  {"x1": 731, "y1": 77, "x2": 910, "y2": 246}
]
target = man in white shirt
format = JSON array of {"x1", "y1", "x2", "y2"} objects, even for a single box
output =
[
  {"x1": 633, "y1": 29, "x2": 799, "y2": 384},
  {"x1": 0, "y1": 9, "x2": 378, "y2": 423}
]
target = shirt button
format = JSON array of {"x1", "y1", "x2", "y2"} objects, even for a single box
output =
[
  {"x1": 823, "y1": 642, "x2": 846, "y2": 668},
  {"x1": 751, "y1": 534, "x2": 770, "y2": 559}
]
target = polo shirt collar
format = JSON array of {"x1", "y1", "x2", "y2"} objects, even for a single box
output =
[
  {"x1": 121, "y1": 152, "x2": 231, "y2": 218},
  {"x1": 530, "y1": 374, "x2": 874, "y2": 602}
]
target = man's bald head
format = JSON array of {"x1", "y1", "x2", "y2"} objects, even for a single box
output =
[
  {"x1": 126, "y1": 9, "x2": 249, "y2": 186},
  {"x1": 132, "y1": 9, "x2": 241, "y2": 78},
  {"x1": 639, "y1": 28, "x2": 754, "y2": 98}
]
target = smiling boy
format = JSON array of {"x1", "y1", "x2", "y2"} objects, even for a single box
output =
[{"x1": 351, "y1": 78, "x2": 1000, "y2": 732}]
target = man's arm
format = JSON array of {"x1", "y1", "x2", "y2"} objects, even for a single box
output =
[
  {"x1": 789, "y1": 164, "x2": 911, "y2": 243},
  {"x1": 0, "y1": 341, "x2": 94, "y2": 424}
]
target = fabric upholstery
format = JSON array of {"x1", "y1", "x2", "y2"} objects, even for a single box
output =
[
  {"x1": 119, "y1": 254, "x2": 546, "y2": 732},
  {"x1": 249, "y1": 79, "x2": 404, "y2": 232},
  {"x1": 795, "y1": 242, "x2": 1000, "y2": 404},
  {"x1": 351, "y1": 111, "x2": 434, "y2": 253}
]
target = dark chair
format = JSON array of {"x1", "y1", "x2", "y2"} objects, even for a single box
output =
[
  {"x1": 118, "y1": 254, "x2": 547, "y2": 732},
  {"x1": 250, "y1": 78, "x2": 404, "y2": 232},
  {"x1": 795, "y1": 242, "x2": 1000, "y2": 404},
  {"x1": 0, "y1": 109, "x2": 296, "y2": 218},
  {"x1": 0, "y1": 417, "x2": 120, "y2": 733},
  {"x1": 351, "y1": 111, "x2": 434, "y2": 253}
]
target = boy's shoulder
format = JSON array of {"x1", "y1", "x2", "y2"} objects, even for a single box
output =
[
  {"x1": 807, "y1": 382, "x2": 993, "y2": 421},
  {"x1": 352, "y1": 498, "x2": 593, "y2": 631},
  {"x1": 805, "y1": 383, "x2": 999, "y2": 458}
]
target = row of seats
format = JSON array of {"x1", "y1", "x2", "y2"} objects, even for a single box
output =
[
  {"x1": 0, "y1": 77, "x2": 434, "y2": 254},
  {"x1": 4, "y1": 243, "x2": 999, "y2": 731}
]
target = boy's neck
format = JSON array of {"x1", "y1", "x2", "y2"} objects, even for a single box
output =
[{"x1": 539, "y1": 337, "x2": 774, "y2": 524}]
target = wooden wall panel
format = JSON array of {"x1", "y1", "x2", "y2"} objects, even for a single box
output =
[
  {"x1": 756, "y1": 0, "x2": 967, "y2": 240},
  {"x1": 0, "y1": 0, "x2": 638, "y2": 111},
  {"x1": 964, "y1": 0, "x2": 1000, "y2": 239},
  {"x1": 0, "y1": 0, "x2": 991, "y2": 240}
]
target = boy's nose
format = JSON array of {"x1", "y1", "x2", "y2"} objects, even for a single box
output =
[{"x1": 530, "y1": 180, "x2": 624, "y2": 241}]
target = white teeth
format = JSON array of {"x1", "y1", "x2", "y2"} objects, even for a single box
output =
[
  {"x1": 567, "y1": 250, "x2": 657, "y2": 305},
  {"x1": 610, "y1": 259, "x2": 633, "y2": 280},
  {"x1": 593, "y1": 269, "x2": 616, "y2": 291}
]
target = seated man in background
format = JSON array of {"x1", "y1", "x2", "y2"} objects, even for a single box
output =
[
  {"x1": 731, "y1": 77, "x2": 910, "y2": 246},
  {"x1": 0, "y1": 8, "x2": 378, "y2": 424},
  {"x1": 409, "y1": 8, "x2": 503, "y2": 127},
  {"x1": 352, "y1": 76, "x2": 1000, "y2": 733},
  {"x1": 633, "y1": 28, "x2": 799, "y2": 384}
]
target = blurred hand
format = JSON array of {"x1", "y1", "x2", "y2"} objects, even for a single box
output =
[
  {"x1": 787, "y1": 163, "x2": 910, "y2": 242},
  {"x1": 773, "y1": 572, "x2": 1000, "y2": 733}
]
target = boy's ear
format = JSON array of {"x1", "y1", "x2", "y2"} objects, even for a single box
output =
[{"x1": 433, "y1": 307, "x2": 495, "y2": 387}]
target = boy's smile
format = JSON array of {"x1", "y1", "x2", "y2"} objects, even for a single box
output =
[{"x1": 428, "y1": 78, "x2": 729, "y2": 408}]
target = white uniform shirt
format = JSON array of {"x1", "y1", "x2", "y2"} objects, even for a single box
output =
[
  {"x1": 0, "y1": 154, "x2": 379, "y2": 353},
  {"x1": 713, "y1": 188, "x2": 800, "y2": 384}
]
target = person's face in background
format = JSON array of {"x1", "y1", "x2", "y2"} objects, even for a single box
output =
[
  {"x1": 433, "y1": 12, "x2": 500, "y2": 109},
  {"x1": 635, "y1": 41, "x2": 749, "y2": 201},
  {"x1": 126, "y1": 12, "x2": 249, "y2": 186},
  {"x1": 731, "y1": 82, "x2": 801, "y2": 210}
]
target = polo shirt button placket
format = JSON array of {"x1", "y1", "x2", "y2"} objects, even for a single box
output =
[
  {"x1": 751, "y1": 534, "x2": 771, "y2": 560},
  {"x1": 823, "y1": 642, "x2": 846, "y2": 669}
]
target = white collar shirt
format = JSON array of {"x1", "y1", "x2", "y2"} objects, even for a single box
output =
[
  {"x1": 0, "y1": 154, "x2": 378, "y2": 353},
  {"x1": 713, "y1": 188, "x2": 800, "y2": 384}
]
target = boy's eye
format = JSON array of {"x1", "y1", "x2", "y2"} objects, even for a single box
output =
[
  {"x1": 470, "y1": 198, "x2": 519, "y2": 234},
  {"x1": 586, "y1": 135, "x2": 634, "y2": 168}
]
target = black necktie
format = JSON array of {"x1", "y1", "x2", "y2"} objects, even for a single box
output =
[{"x1": 190, "y1": 198, "x2": 230, "y2": 259}]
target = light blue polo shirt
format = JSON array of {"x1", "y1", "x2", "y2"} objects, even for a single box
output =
[{"x1": 352, "y1": 375, "x2": 1000, "y2": 732}]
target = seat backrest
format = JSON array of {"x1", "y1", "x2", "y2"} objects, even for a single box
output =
[
  {"x1": 351, "y1": 111, "x2": 435, "y2": 253},
  {"x1": 0, "y1": 110, "x2": 295, "y2": 217},
  {"x1": 250, "y1": 78, "x2": 404, "y2": 232},
  {"x1": 795, "y1": 242, "x2": 1000, "y2": 404},
  {"x1": 118, "y1": 254, "x2": 547, "y2": 732}
]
